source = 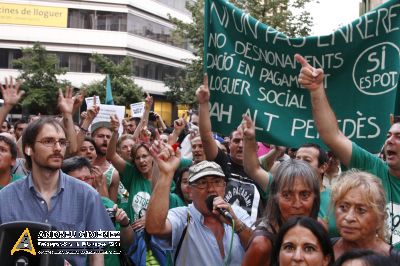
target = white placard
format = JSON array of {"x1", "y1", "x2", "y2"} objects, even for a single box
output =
[
  {"x1": 89, "y1": 104, "x2": 125, "y2": 134},
  {"x1": 85, "y1": 96, "x2": 101, "y2": 108},
  {"x1": 130, "y1": 102, "x2": 145, "y2": 118}
]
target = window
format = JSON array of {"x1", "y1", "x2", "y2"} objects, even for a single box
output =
[
  {"x1": 81, "y1": 54, "x2": 91, "y2": 73},
  {"x1": 57, "y1": 53, "x2": 91, "y2": 72},
  {"x1": 69, "y1": 54, "x2": 81, "y2": 72},
  {"x1": 133, "y1": 58, "x2": 179, "y2": 81},
  {"x1": 67, "y1": 8, "x2": 189, "y2": 50},
  {"x1": 58, "y1": 53, "x2": 69, "y2": 69},
  {"x1": 68, "y1": 9, "x2": 95, "y2": 29},
  {"x1": 0, "y1": 49, "x2": 9, "y2": 68},
  {"x1": 127, "y1": 14, "x2": 189, "y2": 49},
  {"x1": 154, "y1": 100, "x2": 172, "y2": 125},
  {"x1": 0, "y1": 49, "x2": 180, "y2": 82},
  {"x1": 69, "y1": 9, "x2": 127, "y2": 31},
  {"x1": 0, "y1": 49, "x2": 22, "y2": 69},
  {"x1": 96, "y1": 11, "x2": 127, "y2": 31}
]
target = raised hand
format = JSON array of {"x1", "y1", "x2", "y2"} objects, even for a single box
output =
[
  {"x1": 242, "y1": 114, "x2": 255, "y2": 140},
  {"x1": 122, "y1": 118, "x2": 128, "y2": 128},
  {"x1": 149, "y1": 140, "x2": 181, "y2": 177},
  {"x1": 144, "y1": 92, "x2": 153, "y2": 110},
  {"x1": 1, "y1": 76, "x2": 24, "y2": 107},
  {"x1": 173, "y1": 117, "x2": 186, "y2": 132},
  {"x1": 72, "y1": 88, "x2": 86, "y2": 115},
  {"x1": 154, "y1": 112, "x2": 161, "y2": 120},
  {"x1": 110, "y1": 114, "x2": 120, "y2": 133},
  {"x1": 58, "y1": 87, "x2": 75, "y2": 115},
  {"x1": 139, "y1": 119, "x2": 151, "y2": 143},
  {"x1": 92, "y1": 166, "x2": 106, "y2": 188},
  {"x1": 80, "y1": 111, "x2": 88, "y2": 120},
  {"x1": 196, "y1": 74, "x2": 210, "y2": 104},
  {"x1": 85, "y1": 96, "x2": 100, "y2": 122},
  {"x1": 295, "y1": 54, "x2": 325, "y2": 91}
]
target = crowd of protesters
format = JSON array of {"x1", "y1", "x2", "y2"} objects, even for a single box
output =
[{"x1": 0, "y1": 53, "x2": 399, "y2": 266}]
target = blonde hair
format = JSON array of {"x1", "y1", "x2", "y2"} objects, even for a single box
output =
[{"x1": 331, "y1": 170, "x2": 388, "y2": 240}]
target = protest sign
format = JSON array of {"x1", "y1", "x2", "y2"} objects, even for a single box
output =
[
  {"x1": 130, "y1": 102, "x2": 145, "y2": 118},
  {"x1": 89, "y1": 104, "x2": 125, "y2": 134},
  {"x1": 204, "y1": 0, "x2": 400, "y2": 152},
  {"x1": 85, "y1": 96, "x2": 100, "y2": 108}
]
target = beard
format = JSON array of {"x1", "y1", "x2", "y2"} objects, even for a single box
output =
[
  {"x1": 95, "y1": 144, "x2": 107, "y2": 156},
  {"x1": 32, "y1": 156, "x2": 63, "y2": 171}
]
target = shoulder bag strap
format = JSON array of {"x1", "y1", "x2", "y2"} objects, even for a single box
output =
[{"x1": 174, "y1": 211, "x2": 191, "y2": 264}]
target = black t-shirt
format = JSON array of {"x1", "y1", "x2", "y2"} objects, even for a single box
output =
[{"x1": 214, "y1": 148, "x2": 266, "y2": 222}]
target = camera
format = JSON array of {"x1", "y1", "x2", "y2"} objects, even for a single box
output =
[
  {"x1": 106, "y1": 208, "x2": 116, "y2": 223},
  {"x1": 149, "y1": 111, "x2": 157, "y2": 122}
]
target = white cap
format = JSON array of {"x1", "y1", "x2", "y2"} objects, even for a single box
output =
[{"x1": 188, "y1": 161, "x2": 225, "y2": 183}]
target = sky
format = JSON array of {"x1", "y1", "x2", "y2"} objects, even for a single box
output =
[{"x1": 307, "y1": 0, "x2": 362, "y2": 36}]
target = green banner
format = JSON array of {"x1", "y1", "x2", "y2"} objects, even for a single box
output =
[{"x1": 204, "y1": 0, "x2": 400, "y2": 152}]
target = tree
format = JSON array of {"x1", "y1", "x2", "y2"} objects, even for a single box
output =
[
  {"x1": 12, "y1": 42, "x2": 70, "y2": 115},
  {"x1": 84, "y1": 54, "x2": 143, "y2": 107},
  {"x1": 164, "y1": 59, "x2": 203, "y2": 105},
  {"x1": 167, "y1": 0, "x2": 315, "y2": 106}
]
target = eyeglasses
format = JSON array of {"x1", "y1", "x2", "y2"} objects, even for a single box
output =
[
  {"x1": 36, "y1": 138, "x2": 69, "y2": 148},
  {"x1": 191, "y1": 179, "x2": 225, "y2": 189}
]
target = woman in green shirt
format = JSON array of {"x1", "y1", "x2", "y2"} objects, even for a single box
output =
[{"x1": 106, "y1": 115, "x2": 184, "y2": 227}]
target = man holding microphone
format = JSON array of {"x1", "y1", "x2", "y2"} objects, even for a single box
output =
[{"x1": 145, "y1": 141, "x2": 252, "y2": 266}]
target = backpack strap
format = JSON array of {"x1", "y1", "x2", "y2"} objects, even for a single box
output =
[{"x1": 174, "y1": 211, "x2": 191, "y2": 264}]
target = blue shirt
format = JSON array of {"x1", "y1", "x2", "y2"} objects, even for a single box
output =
[
  {"x1": 0, "y1": 171, "x2": 114, "y2": 266},
  {"x1": 155, "y1": 204, "x2": 252, "y2": 266}
]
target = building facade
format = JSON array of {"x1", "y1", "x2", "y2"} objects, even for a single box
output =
[
  {"x1": 359, "y1": 0, "x2": 387, "y2": 14},
  {"x1": 0, "y1": 0, "x2": 195, "y2": 124}
]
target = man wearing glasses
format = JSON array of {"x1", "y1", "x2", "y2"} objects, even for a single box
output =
[
  {"x1": 0, "y1": 117, "x2": 114, "y2": 265},
  {"x1": 146, "y1": 160, "x2": 253, "y2": 266}
]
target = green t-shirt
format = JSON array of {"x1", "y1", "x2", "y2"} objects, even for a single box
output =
[
  {"x1": 179, "y1": 158, "x2": 193, "y2": 168},
  {"x1": 101, "y1": 196, "x2": 120, "y2": 266},
  {"x1": 101, "y1": 196, "x2": 116, "y2": 211},
  {"x1": 319, "y1": 189, "x2": 339, "y2": 237},
  {"x1": 350, "y1": 142, "x2": 400, "y2": 249},
  {"x1": 0, "y1": 174, "x2": 24, "y2": 190},
  {"x1": 121, "y1": 162, "x2": 184, "y2": 222}
]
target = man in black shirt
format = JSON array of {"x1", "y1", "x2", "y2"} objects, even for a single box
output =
[{"x1": 196, "y1": 75, "x2": 270, "y2": 223}]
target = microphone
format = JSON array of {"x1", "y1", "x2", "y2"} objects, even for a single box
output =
[{"x1": 205, "y1": 195, "x2": 233, "y2": 222}]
